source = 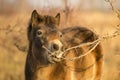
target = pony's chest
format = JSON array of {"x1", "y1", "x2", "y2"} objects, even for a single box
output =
[
  {"x1": 36, "y1": 64, "x2": 65, "y2": 80},
  {"x1": 36, "y1": 66, "x2": 53, "y2": 80},
  {"x1": 35, "y1": 59, "x2": 96, "y2": 80},
  {"x1": 66, "y1": 65, "x2": 96, "y2": 80}
]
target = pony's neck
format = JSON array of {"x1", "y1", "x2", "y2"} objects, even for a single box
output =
[{"x1": 29, "y1": 43, "x2": 50, "y2": 66}]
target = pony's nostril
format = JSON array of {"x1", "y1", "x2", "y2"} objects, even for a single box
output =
[{"x1": 52, "y1": 43, "x2": 59, "y2": 51}]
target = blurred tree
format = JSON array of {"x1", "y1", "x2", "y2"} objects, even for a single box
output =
[
  {"x1": 0, "y1": 0, "x2": 119, "y2": 14},
  {"x1": 62, "y1": 0, "x2": 73, "y2": 23},
  {"x1": 0, "y1": 0, "x2": 5, "y2": 13}
]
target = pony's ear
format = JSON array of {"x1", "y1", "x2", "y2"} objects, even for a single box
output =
[
  {"x1": 31, "y1": 10, "x2": 39, "y2": 26},
  {"x1": 55, "y1": 13, "x2": 60, "y2": 25}
]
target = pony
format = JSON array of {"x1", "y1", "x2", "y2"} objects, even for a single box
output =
[{"x1": 25, "y1": 10, "x2": 103, "y2": 80}]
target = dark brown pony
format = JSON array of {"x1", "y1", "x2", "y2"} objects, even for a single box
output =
[{"x1": 25, "y1": 10, "x2": 103, "y2": 80}]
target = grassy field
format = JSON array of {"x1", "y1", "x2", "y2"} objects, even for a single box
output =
[{"x1": 0, "y1": 11, "x2": 120, "y2": 80}]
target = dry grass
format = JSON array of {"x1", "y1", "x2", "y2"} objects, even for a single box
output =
[{"x1": 0, "y1": 11, "x2": 120, "y2": 80}]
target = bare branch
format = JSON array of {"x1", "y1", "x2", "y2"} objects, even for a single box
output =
[
  {"x1": 14, "y1": 42, "x2": 28, "y2": 52},
  {"x1": 105, "y1": 0, "x2": 120, "y2": 20},
  {"x1": 64, "y1": 41, "x2": 100, "y2": 61},
  {"x1": 62, "y1": 28, "x2": 120, "y2": 61},
  {"x1": 43, "y1": 26, "x2": 120, "y2": 61},
  {"x1": 63, "y1": 39, "x2": 99, "y2": 53}
]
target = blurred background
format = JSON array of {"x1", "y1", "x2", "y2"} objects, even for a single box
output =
[{"x1": 0, "y1": 0, "x2": 120, "y2": 80}]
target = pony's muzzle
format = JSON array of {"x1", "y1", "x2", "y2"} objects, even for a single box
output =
[{"x1": 51, "y1": 39, "x2": 63, "y2": 52}]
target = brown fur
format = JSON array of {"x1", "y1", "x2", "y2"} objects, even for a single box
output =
[
  {"x1": 25, "y1": 10, "x2": 103, "y2": 80},
  {"x1": 61, "y1": 27, "x2": 103, "y2": 80}
]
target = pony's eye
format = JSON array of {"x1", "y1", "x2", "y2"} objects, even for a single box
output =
[{"x1": 36, "y1": 30, "x2": 42, "y2": 36}]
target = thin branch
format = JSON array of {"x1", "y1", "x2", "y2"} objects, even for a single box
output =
[
  {"x1": 64, "y1": 41, "x2": 100, "y2": 61},
  {"x1": 42, "y1": 26, "x2": 120, "y2": 61},
  {"x1": 14, "y1": 42, "x2": 28, "y2": 52},
  {"x1": 42, "y1": 45, "x2": 53, "y2": 54},
  {"x1": 63, "y1": 39, "x2": 100, "y2": 53},
  {"x1": 105, "y1": 0, "x2": 120, "y2": 20},
  {"x1": 64, "y1": 27, "x2": 120, "y2": 60}
]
